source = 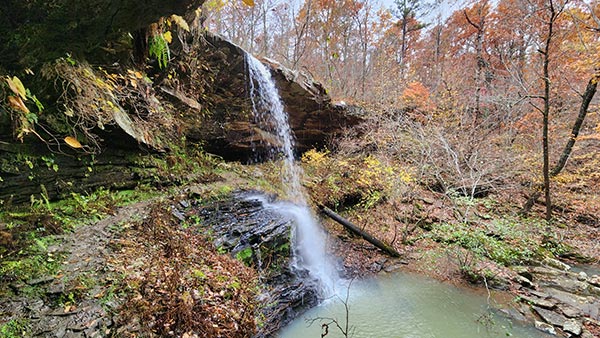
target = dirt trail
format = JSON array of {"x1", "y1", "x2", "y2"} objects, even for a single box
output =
[{"x1": 1, "y1": 201, "x2": 153, "y2": 337}]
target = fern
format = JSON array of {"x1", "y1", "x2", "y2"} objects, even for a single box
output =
[{"x1": 149, "y1": 35, "x2": 170, "y2": 69}]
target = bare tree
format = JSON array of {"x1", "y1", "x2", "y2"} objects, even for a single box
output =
[{"x1": 307, "y1": 279, "x2": 355, "y2": 338}]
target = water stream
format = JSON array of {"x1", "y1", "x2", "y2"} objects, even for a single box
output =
[
  {"x1": 278, "y1": 272, "x2": 554, "y2": 338},
  {"x1": 245, "y1": 54, "x2": 556, "y2": 337},
  {"x1": 246, "y1": 54, "x2": 339, "y2": 296}
]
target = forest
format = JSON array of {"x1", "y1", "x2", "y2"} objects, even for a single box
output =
[{"x1": 0, "y1": 0, "x2": 599, "y2": 337}]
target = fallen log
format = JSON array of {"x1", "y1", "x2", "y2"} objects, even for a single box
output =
[{"x1": 319, "y1": 205, "x2": 401, "y2": 258}]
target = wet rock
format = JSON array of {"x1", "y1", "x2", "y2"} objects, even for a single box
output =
[
  {"x1": 563, "y1": 318, "x2": 582, "y2": 336},
  {"x1": 498, "y1": 307, "x2": 528, "y2": 322},
  {"x1": 533, "y1": 306, "x2": 568, "y2": 326},
  {"x1": 520, "y1": 295, "x2": 556, "y2": 309},
  {"x1": 546, "y1": 288, "x2": 600, "y2": 320},
  {"x1": 535, "y1": 320, "x2": 557, "y2": 335},
  {"x1": 589, "y1": 275, "x2": 600, "y2": 287},
  {"x1": 170, "y1": 206, "x2": 186, "y2": 222},
  {"x1": 196, "y1": 191, "x2": 318, "y2": 337},
  {"x1": 383, "y1": 260, "x2": 408, "y2": 273},
  {"x1": 542, "y1": 258, "x2": 571, "y2": 271},
  {"x1": 577, "y1": 271, "x2": 588, "y2": 281},
  {"x1": 179, "y1": 199, "x2": 190, "y2": 209},
  {"x1": 561, "y1": 304, "x2": 584, "y2": 318},
  {"x1": 370, "y1": 261, "x2": 384, "y2": 272},
  {"x1": 186, "y1": 34, "x2": 362, "y2": 161},
  {"x1": 514, "y1": 275, "x2": 535, "y2": 288},
  {"x1": 539, "y1": 275, "x2": 589, "y2": 294},
  {"x1": 531, "y1": 266, "x2": 564, "y2": 276}
]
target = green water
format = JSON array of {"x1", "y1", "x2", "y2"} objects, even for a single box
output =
[{"x1": 278, "y1": 273, "x2": 552, "y2": 338}]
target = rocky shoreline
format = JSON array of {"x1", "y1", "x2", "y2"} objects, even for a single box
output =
[{"x1": 508, "y1": 259, "x2": 600, "y2": 337}]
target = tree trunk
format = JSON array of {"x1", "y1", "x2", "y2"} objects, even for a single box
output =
[
  {"x1": 522, "y1": 71, "x2": 598, "y2": 215},
  {"x1": 551, "y1": 72, "x2": 599, "y2": 176},
  {"x1": 319, "y1": 205, "x2": 402, "y2": 257},
  {"x1": 541, "y1": 2, "x2": 556, "y2": 224}
]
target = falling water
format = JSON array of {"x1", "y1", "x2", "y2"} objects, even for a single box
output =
[{"x1": 246, "y1": 54, "x2": 338, "y2": 296}]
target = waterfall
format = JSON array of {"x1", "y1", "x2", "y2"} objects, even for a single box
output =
[{"x1": 246, "y1": 54, "x2": 339, "y2": 296}]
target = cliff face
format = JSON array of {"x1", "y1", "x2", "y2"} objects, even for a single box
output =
[
  {"x1": 182, "y1": 34, "x2": 361, "y2": 160},
  {"x1": 0, "y1": 7, "x2": 361, "y2": 204}
]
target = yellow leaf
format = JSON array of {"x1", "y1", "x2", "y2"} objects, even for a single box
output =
[
  {"x1": 163, "y1": 31, "x2": 173, "y2": 44},
  {"x1": 134, "y1": 71, "x2": 143, "y2": 79},
  {"x1": 170, "y1": 15, "x2": 190, "y2": 32},
  {"x1": 6, "y1": 76, "x2": 27, "y2": 100},
  {"x1": 64, "y1": 136, "x2": 83, "y2": 149},
  {"x1": 242, "y1": 0, "x2": 255, "y2": 6},
  {"x1": 8, "y1": 96, "x2": 29, "y2": 113}
]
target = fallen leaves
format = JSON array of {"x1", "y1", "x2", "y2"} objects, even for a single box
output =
[{"x1": 115, "y1": 202, "x2": 258, "y2": 337}]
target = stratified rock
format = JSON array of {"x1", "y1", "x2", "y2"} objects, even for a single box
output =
[
  {"x1": 184, "y1": 34, "x2": 362, "y2": 161},
  {"x1": 542, "y1": 258, "x2": 571, "y2": 271},
  {"x1": 544, "y1": 276, "x2": 590, "y2": 294},
  {"x1": 535, "y1": 321, "x2": 556, "y2": 335},
  {"x1": 1, "y1": 0, "x2": 206, "y2": 67},
  {"x1": 520, "y1": 295, "x2": 556, "y2": 309},
  {"x1": 514, "y1": 275, "x2": 535, "y2": 288},
  {"x1": 561, "y1": 304, "x2": 584, "y2": 318},
  {"x1": 531, "y1": 266, "x2": 563, "y2": 276},
  {"x1": 530, "y1": 290, "x2": 551, "y2": 299},
  {"x1": 533, "y1": 306, "x2": 568, "y2": 326},
  {"x1": 590, "y1": 275, "x2": 600, "y2": 287},
  {"x1": 563, "y1": 318, "x2": 583, "y2": 336},
  {"x1": 196, "y1": 191, "x2": 319, "y2": 337},
  {"x1": 546, "y1": 288, "x2": 600, "y2": 321},
  {"x1": 498, "y1": 307, "x2": 528, "y2": 322}
]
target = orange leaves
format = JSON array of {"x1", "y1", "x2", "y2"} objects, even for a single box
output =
[
  {"x1": 64, "y1": 136, "x2": 83, "y2": 149},
  {"x1": 400, "y1": 81, "x2": 434, "y2": 113},
  {"x1": 8, "y1": 95, "x2": 29, "y2": 113},
  {"x1": 5, "y1": 76, "x2": 29, "y2": 113}
]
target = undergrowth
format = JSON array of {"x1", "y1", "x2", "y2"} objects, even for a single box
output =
[
  {"x1": 429, "y1": 219, "x2": 541, "y2": 266},
  {"x1": 116, "y1": 202, "x2": 258, "y2": 337}
]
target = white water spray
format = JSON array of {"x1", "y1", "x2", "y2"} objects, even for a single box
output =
[{"x1": 246, "y1": 54, "x2": 339, "y2": 296}]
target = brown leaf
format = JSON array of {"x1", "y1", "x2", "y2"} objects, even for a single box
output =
[{"x1": 8, "y1": 95, "x2": 29, "y2": 113}]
